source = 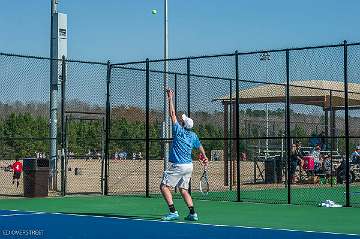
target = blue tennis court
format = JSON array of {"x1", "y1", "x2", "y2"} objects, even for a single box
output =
[{"x1": 0, "y1": 209, "x2": 358, "y2": 239}]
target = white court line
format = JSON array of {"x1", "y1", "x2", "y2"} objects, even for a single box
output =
[
  {"x1": 0, "y1": 211, "x2": 45, "y2": 217},
  {"x1": 2, "y1": 209, "x2": 359, "y2": 237}
]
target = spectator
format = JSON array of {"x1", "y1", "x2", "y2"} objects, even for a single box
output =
[
  {"x1": 290, "y1": 144, "x2": 303, "y2": 183},
  {"x1": 311, "y1": 144, "x2": 324, "y2": 171},
  {"x1": 319, "y1": 131, "x2": 326, "y2": 150},
  {"x1": 241, "y1": 152, "x2": 247, "y2": 161},
  {"x1": 309, "y1": 133, "x2": 321, "y2": 147},
  {"x1": 351, "y1": 145, "x2": 360, "y2": 164},
  {"x1": 295, "y1": 141, "x2": 304, "y2": 169}
]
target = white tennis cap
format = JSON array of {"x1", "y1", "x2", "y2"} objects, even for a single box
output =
[
  {"x1": 356, "y1": 145, "x2": 360, "y2": 150},
  {"x1": 181, "y1": 114, "x2": 194, "y2": 129}
]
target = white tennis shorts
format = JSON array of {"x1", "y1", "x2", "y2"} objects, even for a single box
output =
[{"x1": 161, "y1": 163, "x2": 193, "y2": 190}]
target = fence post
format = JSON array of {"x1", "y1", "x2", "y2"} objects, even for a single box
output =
[
  {"x1": 104, "y1": 60, "x2": 111, "y2": 196},
  {"x1": 343, "y1": 40, "x2": 350, "y2": 207},
  {"x1": 235, "y1": 51, "x2": 241, "y2": 202},
  {"x1": 174, "y1": 74, "x2": 178, "y2": 113},
  {"x1": 285, "y1": 50, "x2": 291, "y2": 204},
  {"x1": 146, "y1": 58, "x2": 150, "y2": 198},
  {"x1": 60, "y1": 55, "x2": 66, "y2": 196},
  {"x1": 329, "y1": 90, "x2": 334, "y2": 187},
  {"x1": 187, "y1": 58, "x2": 192, "y2": 194}
]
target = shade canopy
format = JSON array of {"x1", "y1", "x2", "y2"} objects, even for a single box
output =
[{"x1": 215, "y1": 80, "x2": 360, "y2": 109}]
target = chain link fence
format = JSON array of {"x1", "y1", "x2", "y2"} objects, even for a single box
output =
[
  {"x1": 1, "y1": 41, "x2": 360, "y2": 207},
  {"x1": 0, "y1": 53, "x2": 52, "y2": 197},
  {"x1": 110, "y1": 41, "x2": 360, "y2": 207}
]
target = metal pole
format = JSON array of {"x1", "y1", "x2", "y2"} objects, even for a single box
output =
[
  {"x1": 65, "y1": 115, "x2": 69, "y2": 193},
  {"x1": 260, "y1": 52, "x2": 271, "y2": 159},
  {"x1": 266, "y1": 103, "x2": 269, "y2": 156},
  {"x1": 187, "y1": 59, "x2": 191, "y2": 117},
  {"x1": 235, "y1": 51, "x2": 241, "y2": 202},
  {"x1": 286, "y1": 50, "x2": 291, "y2": 204},
  {"x1": 174, "y1": 73, "x2": 178, "y2": 194},
  {"x1": 146, "y1": 59, "x2": 150, "y2": 198},
  {"x1": 281, "y1": 132, "x2": 285, "y2": 187},
  {"x1": 174, "y1": 74, "x2": 178, "y2": 113},
  {"x1": 50, "y1": 0, "x2": 59, "y2": 191},
  {"x1": 324, "y1": 110, "x2": 329, "y2": 147},
  {"x1": 229, "y1": 75, "x2": 233, "y2": 188},
  {"x1": 329, "y1": 90, "x2": 334, "y2": 187},
  {"x1": 100, "y1": 116, "x2": 105, "y2": 194},
  {"x1": 224, "y1": 103, "x2": 229, "y2": 187},
  {"x1": 104, "y1": 61, "x2": 111, "y2": 195},
  {"x1": 51, "y1": 0, "x2": 57, "y2": 14},
  {"x1": 163, "y1": 0, "x2": 170, "y2": 171},
  {"x1": 187, "y1": 58, "x2": 192, "y2": 194},
  {"x1": 60, "y1": 55, "x2": 66, "y2": 196},
  {"x1": 343, "y1": 40, "x2": 350, "y2": 207}
]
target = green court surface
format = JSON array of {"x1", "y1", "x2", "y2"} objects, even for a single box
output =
[
  {"x1": 181, "y1": 185, "x2": 360, "y2": 207},
  {"x1": 1, "y1": 195, "x2": 359, "y2": 235}
]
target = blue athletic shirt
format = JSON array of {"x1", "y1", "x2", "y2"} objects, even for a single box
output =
[{"x1": 169, "y1": 122, "x2": 201, "y2": 164}]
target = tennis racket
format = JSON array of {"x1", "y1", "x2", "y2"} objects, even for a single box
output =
[
  {"x1": 199, "y1": 154, "x2": 209, "y2": 195},
  {"x1": 199, "y1": 165, "x2": 209, "y2": 195}
]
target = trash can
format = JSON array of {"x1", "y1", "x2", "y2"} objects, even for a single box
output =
[
  {"x1": 265, "y1": 157, "x2": 283, "y2": 183},
  {"x1": 23, "y1": 158, "x2": 49, "y2": 197}
]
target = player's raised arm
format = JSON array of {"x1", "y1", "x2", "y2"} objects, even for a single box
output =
[{"x1": 167, "y1": 89, "x2": 177, "y2": 124}]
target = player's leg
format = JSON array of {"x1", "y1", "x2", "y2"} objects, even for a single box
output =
[
  {"x1": 179, "y1": 187, "x2": 193, "y2": 207},
  {"x1": 177, "y1": 164, "x2": 198, "y2": 221},
  {"x1": 15, "y1": 172, "x2": 20, "y2": 188},
  {"x1": 16, "y1": 173, "x2": 20, "y2": 188},
  {"x1": 160, "y1": 164, "x2": 181, "y2": 221},
  {"x1": 178, "y1": 187, "x2": 198, "y2": 221},
  {"x1": 160, "y1": 184, "x2": 175, "y2": 209}
]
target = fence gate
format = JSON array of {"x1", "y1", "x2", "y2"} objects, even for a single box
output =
[{"x1": 63, "y1": 112, "x2": 105, "y2": 195}]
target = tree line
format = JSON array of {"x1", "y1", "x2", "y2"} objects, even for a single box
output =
[
  {"x1": 1, "y1": 106, "x2": 356, "y2": 161},
  {"x1": 0, "y1": 112, "x2": 223, "y2": 160}
]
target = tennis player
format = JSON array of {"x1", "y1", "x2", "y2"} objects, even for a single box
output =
[{"x1": 160, "y1": 89, "x2": 209, "y2": 221}]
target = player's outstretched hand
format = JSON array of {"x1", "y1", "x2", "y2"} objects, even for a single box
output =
[{"x1": 167, "y1": 88, "x2": 174, "y2": 98}]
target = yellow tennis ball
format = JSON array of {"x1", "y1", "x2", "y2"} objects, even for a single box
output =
[{"x1": 152, "y1": 9, "x2": 157, "y2": 15}]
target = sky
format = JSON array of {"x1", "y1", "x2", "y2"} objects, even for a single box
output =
[{"x1": 1, "y1": 0, "x2": 360, "y2": 63}]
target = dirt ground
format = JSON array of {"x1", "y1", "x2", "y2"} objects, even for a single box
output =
[
  {"x1": 0, "y1": 159, "x2": 266, "y2": 196},
  {"x1": 2, "y1": 158, "x2": 357, "y2": 199}
]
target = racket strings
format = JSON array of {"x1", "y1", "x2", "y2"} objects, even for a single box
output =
[{"x1": 200, "y1": 170, "x2": 209, "y2": 194}]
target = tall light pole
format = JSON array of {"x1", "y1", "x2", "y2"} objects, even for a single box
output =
[
  {"x1": 151, "y1": 1, "x2": 169, "y2": 170},
  {"x1": 163, "y1": 0, "x2": 170, "y2": 171},
  {"x1": 50, "y1": 0, "x2": 58, "y2": 190},
  {"x1": 50, "y1": 0, "x2": 67, "y2": 190}
]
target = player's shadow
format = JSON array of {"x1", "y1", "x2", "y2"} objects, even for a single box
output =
[{"x1": 60, "y1": 212, "x2": 161, "y2": 221}]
